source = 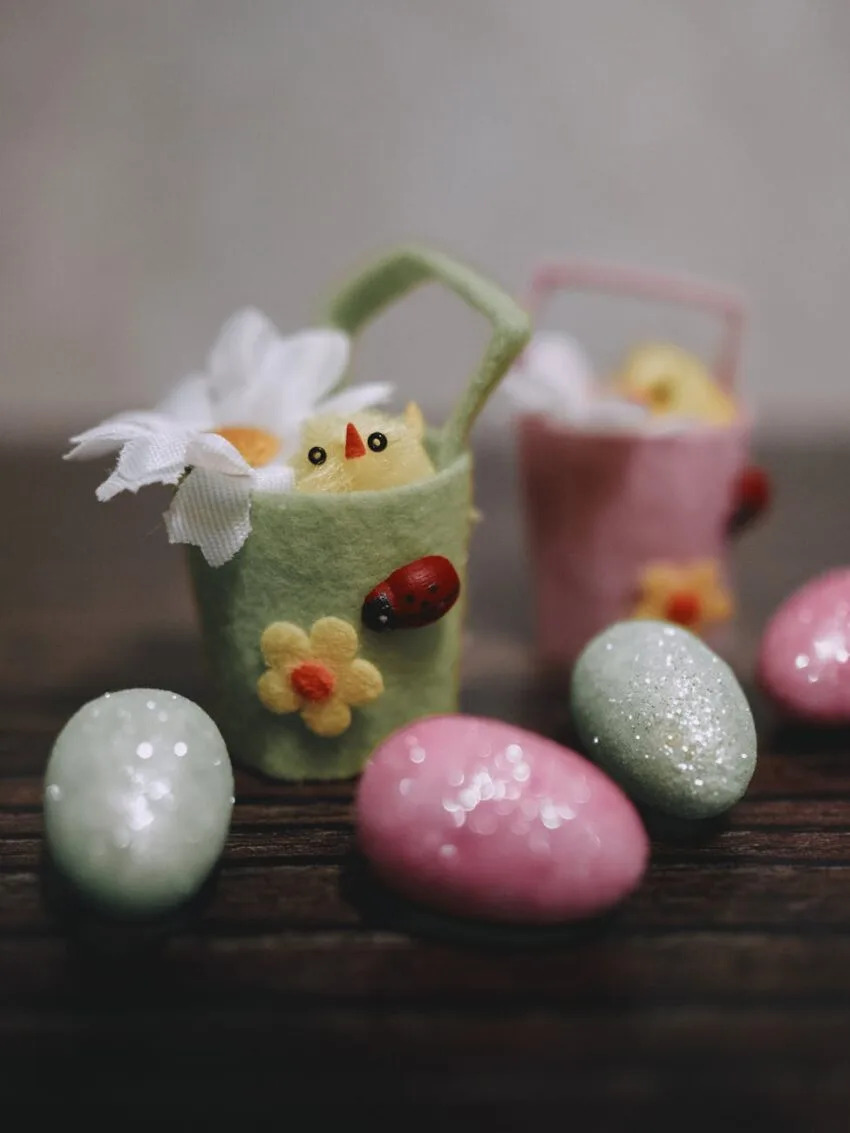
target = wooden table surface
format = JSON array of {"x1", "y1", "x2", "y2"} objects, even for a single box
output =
[{"x1": 2, "y1": 441, "x2": 850, "y2": 1126}]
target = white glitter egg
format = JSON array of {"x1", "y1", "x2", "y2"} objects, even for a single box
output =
[
  {"x1": 43, "y1": 689, "x2": 234, "y2": 919},
  {"x1": 570, "y1": 621, "x2": 757, "y2": 819}
]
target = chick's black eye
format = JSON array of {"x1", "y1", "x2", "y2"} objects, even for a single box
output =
[
  {"x1": 307, "y1": 446, "x2": 327, "y2": 466},
  {"x1": 367, "y1": 432, "x2": 388, "y2": 453}
]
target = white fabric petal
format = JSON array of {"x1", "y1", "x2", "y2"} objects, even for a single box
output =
[
  {"x1": 504, "y1": 333, "x2": 597, "y2": 421},
  {"x1": 95, "y1": 427, "x2": 194, "y2": 501},
  {"x1": 64, "y1": 413, "x2": 169, "y2": 460},
  {"x1": 316, "y1": 381, "x2": 395, "y2": 420},
  {"x1": 206, "y1": 308, "x2": 280, "y2": 398},
  {"x1": 105, "y1": 410, "x2": 182, "y2": 429},
  {"x1": 271, "y1": 328, "x2": 351, "y2": 410},
  {"x1": 531, "y1": 334, "x2": 595, "y2": 400},
  {"x1": 252, "y1": 463, "x2": 295, "y2": 494},
  {"x1": 501, "y1": 372, "x2": 568, "y2": 416},
  {"x1": 155, "y1": 372, "x2": 215, "y2": 429},
  {"x1": 211, "y1": 340, "x2": 290, "y2": 431},
  {"x1": 183, "y1": 431, "x2": 253, "y2": 476},
  {"x1": 164, "y1": 467, "x2": 253, "y2": 567},
  {"x1": 211, "y1": 328, "x2": 351, "y2": 441},
  {"x1": 582, "y1": 398, "x2": 653, "y2": 431}
]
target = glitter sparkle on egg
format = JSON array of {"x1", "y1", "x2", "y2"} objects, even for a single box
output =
[{"x1": 570, "y1": 620, "x2": 757, "y2": 820}]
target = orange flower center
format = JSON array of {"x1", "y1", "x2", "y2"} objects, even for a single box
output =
[
  {"x1": 665, "y1": 590, "x2": 702, "y2": 627},
  {"x1": 290, "y1": 660, "x2": 336, "y2": 702},
  {"x1": 214, "y1": 425, "x2": 281, "y2": 468}
]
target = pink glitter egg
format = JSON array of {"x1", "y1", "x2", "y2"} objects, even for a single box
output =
[
  {"x1": 759, "y1": 569, "x2": 850, "y2": 723},
  {"x1": 356, "y1": 715, "x2": 649, "y2": 924}
]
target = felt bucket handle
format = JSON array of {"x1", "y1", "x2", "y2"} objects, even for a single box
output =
[
  {"x1": 324, "y1": 245, "x2": 530, "y2": 465},
  {"x1": 528, "y1": 262, "x2": 745, "y2": 391}
]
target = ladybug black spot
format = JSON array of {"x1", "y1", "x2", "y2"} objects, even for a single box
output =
[
  {"x1": 361, "y1": 593, "x2": 395, "y2": 633},
  {"x1": 428, "y1": 583, "x2": 438, "y2": 593},
  {"x1": 405, "y1": 593, "x2": 415, "y2": 604}
]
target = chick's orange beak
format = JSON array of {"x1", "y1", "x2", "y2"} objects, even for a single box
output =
[{"x1": 345, "y1": 422, "x2": 366, "y2": 460}]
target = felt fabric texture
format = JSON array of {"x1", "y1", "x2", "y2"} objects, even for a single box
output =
[
  {"x1": 631, "y1": 559, "x2": 734, "y2": 632},
  {"x1": 189, "y1": 447, "x2": 473, "y2": 779},
  {"x1": 190, "y1": 244, "x2": 530, "y2": 780},
  {"x1": 323, "y1": 245, "x2": 530, "y2": 466},
  {"x1": 516, "y1": 414, "x2": 749, "y2": 669},
  {"x1": 257, "y1": 616, "x2": 384, "y2": 738}
]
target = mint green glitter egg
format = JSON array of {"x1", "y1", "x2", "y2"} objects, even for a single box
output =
[
  {"x1": 43, "y1": 689, "x2": 235, "y2": 919},
  {"x1": 570, "y1": 621, "x2": 757, "y2": 820}
]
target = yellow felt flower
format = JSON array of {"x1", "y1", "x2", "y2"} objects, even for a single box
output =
[
  {"x1": 257, "y1": 617, "x2": 383, "y2": 737},
  {"x1": 631, "y1": 559, "x2": 734, "y2": 634}
]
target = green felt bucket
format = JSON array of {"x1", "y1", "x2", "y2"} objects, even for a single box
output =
[{"x1": 189, "y1": 246, "x2": 530, "y2": 781}]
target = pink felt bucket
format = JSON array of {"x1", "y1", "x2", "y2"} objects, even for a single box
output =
[{"x1": 516, "y1": 262, "x2": 768, "y2": 669}]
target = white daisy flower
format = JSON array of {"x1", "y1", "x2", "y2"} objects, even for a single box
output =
[
  {"x1": 502, "y1": 332, "x2": 598, "y2": 420},
  {"x1": 65, "y1": 309, "x2": 393, "y2": 566}
]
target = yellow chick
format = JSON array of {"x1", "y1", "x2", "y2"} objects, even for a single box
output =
[
  {"x1": 293, "y1": 403, "x2": 436, "y2": 493},
  {"x1": 611, "y1": 341, "x2": 738, "y2": 426}
]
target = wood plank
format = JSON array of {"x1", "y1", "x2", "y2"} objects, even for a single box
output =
[
  {"x1": 651, "y1": 829, "x2": 850, "y2": 862},
  {"x1": 9, "y1": 733, "x2": 850, "y2": 798},
  {"x1": 5, "y1": 858, "x2": 850, "y2": 936},
  {"x1": 625, "y1": 863, "x2": 850, "y2": 927},
  {"x1": 3, "y1": 784, "x2": 848, "y2": 832},
  {"x1": 5, "y1": 932, "x2": 850, "y2": 1006},
  {"x1": 6, "y1": 822, "x2": 850, "y2": 868},
  {"x1": 1, "y1": 1001, "x2": 850, "y2": 1084},
  {"x1": 731, "y1": 798, "x2": 850, "y2": 826}
]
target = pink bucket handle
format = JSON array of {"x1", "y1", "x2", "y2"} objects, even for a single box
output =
[{"x1": 528, "y1": 262, "x2": 746, "y2": 391}]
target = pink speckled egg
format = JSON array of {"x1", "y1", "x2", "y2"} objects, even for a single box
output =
[
  {"x1": 356, "y1": 715, "x2": 649, "y2": 924},
  {"x1": 759, "y1": 569, "x2": 850, "y2": 723}
]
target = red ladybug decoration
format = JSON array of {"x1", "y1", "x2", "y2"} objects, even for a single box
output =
[
  {"x1": 362, "y1": 555, "x2": 461, "y2": 632},
  {"x1": 727, "y1": 464, "x2": 772, "y2": 535}
]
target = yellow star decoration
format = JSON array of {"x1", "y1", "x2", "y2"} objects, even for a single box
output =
[
  {"x1": 631, "y1": 559, "x2": 734, "y2": 635},
  {"x1": 257, "y1": 617, "x2": 384, "y2": 738}
]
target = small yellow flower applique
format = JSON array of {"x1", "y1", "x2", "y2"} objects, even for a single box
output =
[
  {"x1": 257, "y1": 617, "x2": 384, "y2": 738},
  {"x1": 631, "y1": 559, "x2": 734, "y2": 634}
]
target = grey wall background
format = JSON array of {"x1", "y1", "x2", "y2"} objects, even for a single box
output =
[{"x1": 2, "y1": 0, "x2": 848, "y2": 443}]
